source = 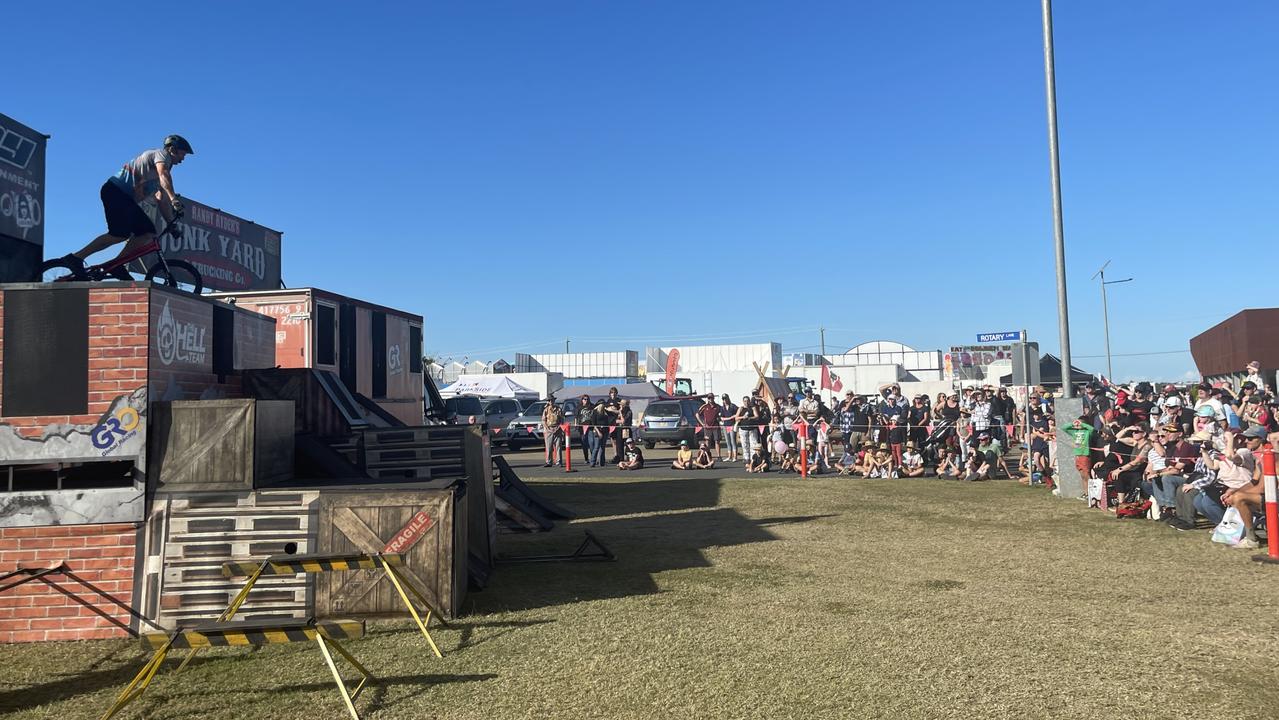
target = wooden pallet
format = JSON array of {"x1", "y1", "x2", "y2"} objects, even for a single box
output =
[{"x1": 148, "y1": 491, "x2": 320, "y2": 629}]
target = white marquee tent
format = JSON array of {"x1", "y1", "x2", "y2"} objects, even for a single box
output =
[{"x1": 440, "y1": 375, "x2": 539, "y2": 400}]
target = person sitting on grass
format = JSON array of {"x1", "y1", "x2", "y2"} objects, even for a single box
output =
[
  {"x1": 867, "y1": 443, "x2": 894, "y2": 478},
  {"x1": 779, "y1": 445, "x2": 799, "y2": 473},
  {"x1": 618, "y1": 439, "x2": 644, "y2": 471},
  {"x1": 671, "y1": 440, "x2": 695, "y2": 470},
  {"x1": 900, "y1": 441, "x2": 926, "y2": 477},
  {"x1": 693, "y1": 440, "x2": 716, "y2": 469},
  {"x1": 747, "y1": 447, "x2": 769, "y2": 473},
  {"x1": 833, "y1": 445, "x2": 858, "y2": 475},
  {"x1": 937, "y1": 447, "x2": 961, "y2": 478}
]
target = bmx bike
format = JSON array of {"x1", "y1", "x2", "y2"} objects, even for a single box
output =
[{"x1": 39, "y1": 215, "x2": 203, "y2": 294}]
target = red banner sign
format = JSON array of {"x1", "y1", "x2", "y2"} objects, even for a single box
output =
[{"x1": 665, "y1": 348, "x2": 681, "y2": 394}]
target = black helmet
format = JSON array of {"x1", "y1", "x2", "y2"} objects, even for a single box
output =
[{"x1": 164, "y1": 134, "x2": 194, "y2": 154}]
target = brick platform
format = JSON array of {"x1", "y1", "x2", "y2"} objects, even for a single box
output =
[{"x1": 0, "y1": 523, "x2": 138, "y2": 643}]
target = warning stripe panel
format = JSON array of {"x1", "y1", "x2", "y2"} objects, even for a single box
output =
[
  {"x1": 221, "y1": 553, "x2": 407, "y2": 578},
  {"x1": 140, "y1": 619, "x2": 365, "y2": 650}
]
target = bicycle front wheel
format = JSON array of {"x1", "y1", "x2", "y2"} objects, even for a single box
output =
[
  {"x1": 145, "y1": 259, "x2": 204, "y2": 294},
  {"x1": 39, "y1": 258, "x2": 87, "y2": 283}
]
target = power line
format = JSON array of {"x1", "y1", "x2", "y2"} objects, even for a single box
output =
[{"x1": 1072, "y1": 350, "x2": 1190, "y2": 359}]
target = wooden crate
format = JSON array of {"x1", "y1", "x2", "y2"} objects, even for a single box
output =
[
  {"x1": 315, "y1": 488, "x2": 465, "y2": 619},
  {"x1": 149, "y1": 399, "x2": 294, "y2": 492}
]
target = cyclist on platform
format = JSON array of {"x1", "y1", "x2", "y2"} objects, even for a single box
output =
[{"x1": 62, "y1": 135, "x2": 194, "y2": 271}]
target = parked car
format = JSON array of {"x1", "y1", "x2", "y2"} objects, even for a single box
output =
[
  {"x1": 637, "y1": 398, "x2": 703, "y2": 449},
  {"x1": 503, "y1": 399, "x2": 583, "y2": 451},
  {"x1": 444, "y1": 396, "x2": 525, "y2": 446}
]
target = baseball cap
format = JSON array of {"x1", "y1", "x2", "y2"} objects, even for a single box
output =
[
  {"x1": 680, "y1": 440, "x2": 689, "y2": 446},
  {"x1": 1195, "y1": 406, "x2": 1216, "y2": 417},
  {"x1": 1164, "y1": 396, "x2": 1182, "y2": 407},
  {"x1": 1161, "y1": 423, "x2": 1181, "y2": 433},
  {"x1": 1242, "y1": 425, "x2": 1268, "y2": 439}
]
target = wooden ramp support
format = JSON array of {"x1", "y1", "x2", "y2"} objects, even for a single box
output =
[{"x1": 102, "y1": 618, "x2": 370, "y2": 720}]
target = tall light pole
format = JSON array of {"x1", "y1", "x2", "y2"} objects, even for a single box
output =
[
  {"x1": 1091, "y1": 260, "x2": 1132, "y2": 381},
  {"x1": 1041, "y1": 0, "x2": 1074, "y2": 397}
]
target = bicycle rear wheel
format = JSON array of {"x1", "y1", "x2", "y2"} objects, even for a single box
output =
[
  {"x1": 39, "y1": 258, "x2": 88, "y2": 283},
  {"x1": 145, "y1": 259, "x2": 203, "y2": 294}
]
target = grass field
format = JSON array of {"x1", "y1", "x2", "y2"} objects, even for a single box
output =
[{"x1": 3, "y1": 473, "x2": 1278, "y2": 719}]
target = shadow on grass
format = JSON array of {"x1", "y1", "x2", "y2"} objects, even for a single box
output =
[
  {"x1": 371, "y1": 618, "x2": 556, "y2": 651},
  {"x1": 520, "y1": 476, "x2": 726, "y2": 519},
  {"x1": 473, "y1": 474, "x2": 840, "y2": 614},
  {"x1": 0, "y1": 646, "x2": 257, "y2": 713}
]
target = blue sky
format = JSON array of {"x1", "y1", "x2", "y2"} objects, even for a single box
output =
[{"x1": 10, "y1": 1, "x2": 1276, "y2": 381}]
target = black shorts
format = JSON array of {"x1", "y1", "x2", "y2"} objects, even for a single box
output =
[{"x1": 100, "y1": 181, "x2": 156, "y2": 238}]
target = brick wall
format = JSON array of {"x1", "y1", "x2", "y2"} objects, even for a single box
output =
[
  {"x1": 0, "y1": 523, "x2": 138, "y2": 643},
  {"x1": 0, "y1": 285, "x2": 149, "y2": 429}
]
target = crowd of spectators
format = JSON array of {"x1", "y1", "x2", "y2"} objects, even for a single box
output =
[
  {"x1": 532, "y1": 365, "x2": 1272, "y2": 550},
  {"x1": 1074, "y1": 360, "x2": 1274, "y2": 549}
]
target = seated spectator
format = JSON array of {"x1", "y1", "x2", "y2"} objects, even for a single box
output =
[
  {"x1": 779, "y1": 445, "x2": 799, "y2": 473},
  {"x1": 900, "y1": 441, "x2": 925, "y2": 477},
  {"x1": 1103, "y1": 425, "x2": 1148, "y2": 508},
  {"x1": 618, "y1": 439, "x2": 644, "y2": 471},
  {"x1": 833, "y1": 446, "x2": 857, "y2": 475},
  {"x1": 867, "y1": 443, "x2": 894, "y2": 478},
  {"x1": 1151, "y1": 424, "x2": 1197, "y2": 521},
  {"x1": 671, "y1": 440, "x2": 695, "y2": 470},
  {"x1": 747, "y1": 447, "x2": 769, "y2": 473},
  {"x1": 1226, "y1": 425, "x2": 1267, "y2": 548},
  {"x1": 693, "y1": 441, "x2": 716, "y2": 469},
  {"x1": 1187, "y1": 429, "x2": 1254, "y2": 528},
  {"x1": 937, "y1": 447, "x2": 961, "y2": 478}
]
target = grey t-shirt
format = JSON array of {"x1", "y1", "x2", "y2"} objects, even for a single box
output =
[{"x1": 109, "y1": 148, "x2": 173, "y2": 200}]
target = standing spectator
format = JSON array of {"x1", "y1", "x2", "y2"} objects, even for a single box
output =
[
  {"x1": 1069, "y1": 417, "x2": 1095, "y2": 483},
  {"x1": 719, "y1": 394, "x2": 739, "y2": 461},
  {"x1": 541, "y1": 397, "x2": 565, "y2": 467},
  {"x1": 732, "y1": 395, "x2": 760, "y2": 464},
  {"x1": 697, "y1": 395, "x2": 723, "y2": 459},
  {"x1": 602, "y1": 387, "x2": 623, "y2": 463},
  {"x1": 989, "y1": 388, "x2": 1010, "y2": 444},
  {"x1": 907, "y1": 396, "x2": 929, "y2": 449},
  {"x1": 577, "y1": 395, "x2": 600, "y2": 467},
  {"x1": 614, "y1": 399, "x2": 634, "y2": 462},
  {"x1": 586, "y1": 400, "x2": 609, "y2": 467}
]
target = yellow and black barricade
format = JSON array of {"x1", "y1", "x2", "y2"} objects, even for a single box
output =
[
  {"x1": 103, "y1": 617, "x2": 371, "y2": 720},
  {"x1": 219, "y1": 551, "x2": 446, "y2": 657}
]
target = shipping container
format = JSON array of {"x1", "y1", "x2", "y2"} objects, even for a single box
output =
[{"x1": 208, "y1": 288, "x2": 424, "y2": 425}]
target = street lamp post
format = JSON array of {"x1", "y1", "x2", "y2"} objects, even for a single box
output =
[
  {"x1": 1091, "y1": 260, "x2": 1133, "y2": 382},
  {"x1": 1041, "y1": 0, "x2": 1074, "y2": 398}
]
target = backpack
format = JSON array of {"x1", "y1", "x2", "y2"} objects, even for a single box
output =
[{"x1": 1115, "y1": 499, "x2": 1151, "y2": 519}]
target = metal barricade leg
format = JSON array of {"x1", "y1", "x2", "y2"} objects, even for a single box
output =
[
  {"x1": 315, "y1": 633, "x2": 372, "y2": 720},
  {"x1": 379, "y1": 560, "x2": 444, "y2": 658},
  {"x1": 100, "y1": 636, "x2": 174, "y2": 720},
  {"x1": 176, "y1": 560, "x2": 269, "y2": 674}
]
